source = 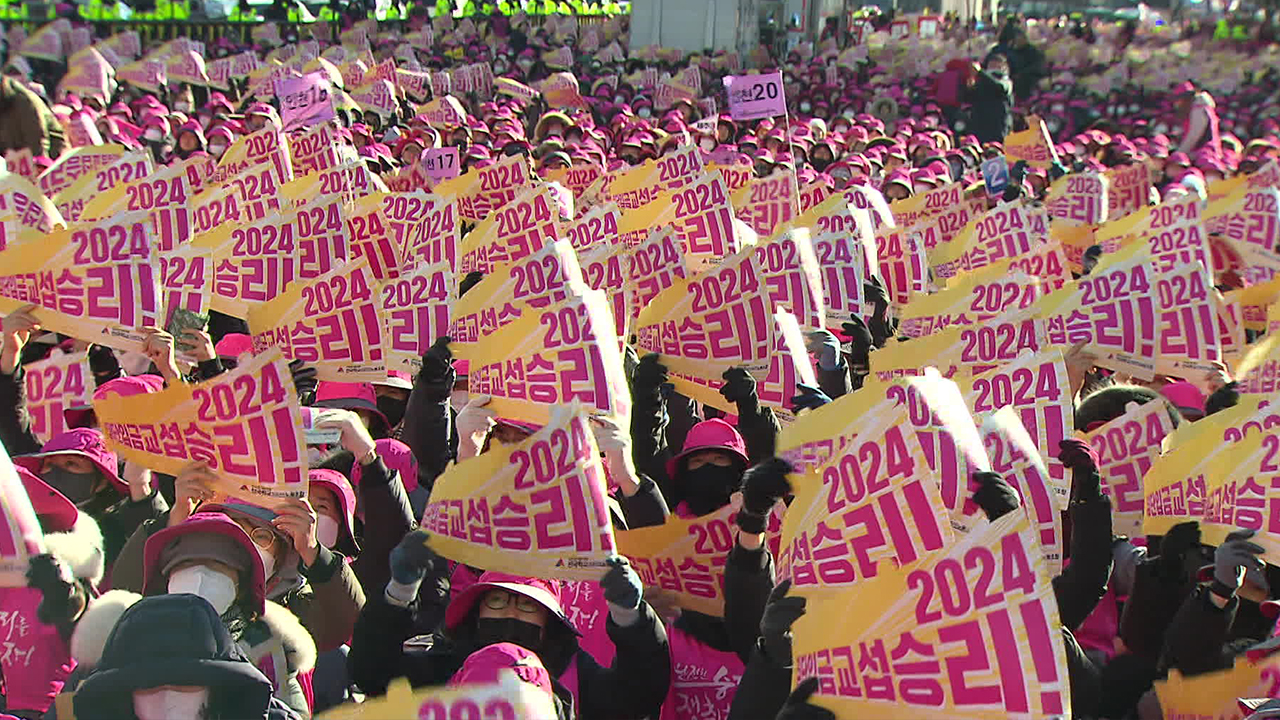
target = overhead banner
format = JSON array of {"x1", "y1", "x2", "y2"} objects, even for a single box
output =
[
  {"x1": 421, "y1": 405, "x2": 616, "y2": 582},
  {"x1": 615, "y1": 503, "x2": 739, "y2": 617},
  {"x1": 791, "y1": 512, "x2": 1071, "y2": 719},
  {"x1": 23, "y1": 351, "x2": 93, "y2": 445},
  {"x1": 94, "y1": 351, "x2": 308, "y2": 505},
  {"x1": 247, "y1": 258, "x2": 386, "y2": 383}
]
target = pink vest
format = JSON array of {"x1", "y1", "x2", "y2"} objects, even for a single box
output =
[
  {"x1": 0, "y1": 588, "x2": 74, "y2": 714},
  {"x1": 1073, "y1": 584, "x2": 1120, "y2": 661},
  {"x1": 560, "y1": 581, "x2": 616, "y2": 667},
  {"x1": 658, "y1": 624, "x2": 744, "y2": 720}
]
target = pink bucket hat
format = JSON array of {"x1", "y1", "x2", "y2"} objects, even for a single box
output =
[
  {"x1": 313, "y1": 381, "x2": 390, "y2": 432},
  {"x1": 665, "y1": 418, "x2": 749, "y2": 479},
  {"x1": 15, "y1": 429, "x2": 126, "y2": 496},
  {"x1": 445, "y1": 571, "x2": 576, "y2": 635},
  {"x1": 92, "y1": 374, "x2": 166, "y2": 403},
  {"x1": 449, "y1": 643, "x2": 555, "y2": 702},
  {"x1": 308, "y1": 468, "x2": 358, "y2": 551},
  {"x1": 142, "y1": 512, "x2": 269, "y2": 615},
  {"x1": 17, "y1": 463, "x2": 79, "y2": 533}
]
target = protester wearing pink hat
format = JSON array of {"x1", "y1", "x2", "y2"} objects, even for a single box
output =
[{"x1": 448, "y1": 642, "x2": 562, "y2": 715}]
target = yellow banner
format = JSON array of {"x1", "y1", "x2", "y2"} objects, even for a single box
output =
[
  {"x1": 577, "y1": 241, "x2": 630, "y2": 342},
  {"x1": 458, "y1": 184, "x2": 562, "y2": 275},
  {"x1": 1144, "y1": 395, "x2": 1280, "y2": 552},
  {"x1": 733, "y1": 172, "x2": 797, "y2": 239},
  {"x1": 1235, "y1": 333, "x2": 1280, "y2": 396},
  {"x1": 36, "y1": 145, "x2": 127, "y2": 200},
  {"x1": 93, "y1": 350, "x2": 308, "y2": 505},
  {"x1": 791, "y1": 511, "x2": 1071, "y2": 719},
  {"x1": 0, "y1": 173, "x2": 63, "y2": 245},
  {"x1": 898, "y1": 258, "x2": 1050, "y2": 339},
  {"x1": 379, "y1": 259, "x2": 453, "y2": 375},
  {"x1": 52, "y1": 152, "x2": 152, "y2": 224},
  {"x1": 619, "y1": 170, "x2": 743, "y2": 272},
  {"x1": 626, "y1": 227, "x2": 688, "y2": 321},
  {"x1": 158, "y1": 242, "x2": 214, "y2": 330},
  {"x1": 615, "y1": 503, "x2": 738, "y2": 617},
  {"x1": 421, "y1": 404, "x2": 616, "y2": 582},
  {"x1": 80, "y1": 161, "x2": 195, "y2": 252},
  {"x1": 0, "y1": 211, "x2": 160, "y2": 353},
  {"x1": 450, "y1": 289, "x2": 630, "y2": 426},
  {"x1": 869, "y1": 318, "x2": 1047, "y2": 383},
  {"x1": 381, "y1": 192, "x2": 458, "y2": 274},
  {"x1": 874, "y1": 224, "x2": 931, "y2": 309},
  {"x1": 435, "y1": 153, "x2": 531, "y2": 224},
  {"x1": 931, "y1": 202, "x2": 1042, "y2": 283},
  {"x1": 23, "y1": 351, "x2": 93, "y2": 445},
  {"x1": 1003, "y1": 120, "x2": 1058, "y2": 169},
  {"x1": 562, "y1": 203, "x2": 621, "y2": 252},
  {"x1": 246, "y1": 258, "x2": 386, "y2": 383}
]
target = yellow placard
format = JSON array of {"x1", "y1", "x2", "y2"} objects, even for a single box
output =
[
  {"x1": 451, "y1": 239, "x2": 586, "y2": 348},
  {"x1": 733, "y1": 172, "x2": 798, "y2": 239},
  {"x1": 288, "y1": 122, "x2": 346, "y2": 178},
  {"x1": 980, "y1": 407, "x2": 1066, "y2": 573},
  {"x1": 382, "y1": 192, "x2": 458, "y2": 274},
  {"x1": 52, "y1": 152, "x2": 152, "y2": 224},
  {"x1": 1003, "y1": 119, "x2": 1058, "y2": 168},
  {"x1": 0, "y1": 211, "x2": 160, "y2": 353},
  {"x1": 246, "y1": 258, "x2": 386, "y2": 383},
  {"x1": 1224, "y1": 274, "x2": 1280, "y2": 332},
  {"x1": 634, "y1": 237, "x2": 819, "y2": 418},
  {"x1": 577, "y1": 240, "x2": 631, "y2": 342},
  {"x1": 458, "y1": 184, "x2": 562, "y2": 275},
  {"x1": 1235, "y1": 333, "x2": 1280, "y2": 396},
  {"x1": 435, "y1": 153, "x2": 532, "y2": 224},
  {"x1": 1144, "y1": 394, "x2": 1280, "y2": 552},
  {"x1": 874, "y1": 224, "x2": 930, "y2": 309},
  {"x1": 791, "y1": 511, "x2": 1071, "y2": 719},
  {"x1": 1155, "y1": 655, "x2": 1280, "y2": 720},
  {"x1": 1082, "y1": 398, "x2": 1176, "y2": 538},
  {"x1": 421, "y1": 404, "x2": 616, "y2": 582},
  {"x1": 1044, "y1": 172, "x2": 1110, "y2": 227},
  {"x1": 615, "y1": 504, "x2": 738, "y2": 617},
  {"x1": 318, "y1": 676, "x2": 557, "y2": 720},
  {"x1": 626, "y1": 226, "x2": 687, "y2": 321},
  {"x1": 379, "y1": 259, "x2": 453, "y2": 375},
  {"x1": 930, "y1": 202, "x2": 1041, "y2": 282},
  {"x1": 36, "y1": 145, "x2": 127, "y2": 200},
  {"x1": 22, "y1": 351, "x2": 93, "y2": 445},
  {"x1": 774, "y1": 376, "x2": 952, "y2": 588},
  {"x1": 619, "y1": 170, "x2": 743, "y2": 272},
  {"x1": 0, "y1": 173, "x2": 64, "y2": 243},
  {"x1": 93, "y1": 350, "x2": 308, "y2": 505},
  {"x1": 887, "y1": 181, "x2": 965, "y2": 232},
  {"x1": 450, "y1": 289, "x2": 630, "y2": 427},
  {"x1": 345, "y1": 192, "x2": 406, "y2": 281},
  {"x1": 562, "y1": 203, "x2": 621, "y2": 252},
  {"x1": 898, "y1": 257, "x2": 1048, "y2": 339}
]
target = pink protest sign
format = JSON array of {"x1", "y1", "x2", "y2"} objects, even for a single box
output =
[
  {"x1": 0, "y1": 443, "x2": 46, "y2": 587},
  {"x1": 421, "y1": 147, "x2": 460, "y2": 182},
  {"x1": 276, "y1": 72, "x2": 336, "y2": 132},
  {"x1": 723, "y1": 72, "x2": 786, "y2": 121}
]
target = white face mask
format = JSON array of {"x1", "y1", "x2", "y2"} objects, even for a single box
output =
[
  {"x1": 450, "y1": 390, "x2": 470, "y2": 414},
  {"x1": 255, "y1": 544, "x2": 277, "y2": 579},
  {"x1": 209, "y1": 143, "x2": 226, "y2": 157},
  {"x1": 133, "y1": 687, "x2": 210, "y2": 720},
  {"x1": 316, "y1": 515, "x2": 341, "y2": 549},
  {"x1": 700, "y1": 139, "x2": 715, "y2": 152},
  {"x1": 118, "y1": 349, "x2": 154, "y2": 376},
  {"x1": 799, "y1": 102, "x2": 812, "y2": 113},
  {"x1": 174, "y1": 101, "x2": 191, "y2": 113},
  {"x1": 168, "y1": 565, "x2": 238, "y2": 615},
  {"x1": 144, "y1": 128, "x2": 163, "y2": 142},
  {"x1": 637, "y1": 107, "x2": 651, "y2": 119}
]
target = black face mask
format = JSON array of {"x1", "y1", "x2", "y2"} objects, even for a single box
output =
[
  {"x1": 475, "y1": 617, "x2": 544, "y2": 654},
  {"x1": 811, "y1": 156, "x2": 833, "y2": 172},
  {"x1": 681, "y1": 464, "x2": 739, "y2": 516},
  {"x1": 41, "y1": 467, "x2": 98, "y2": 504},
  {"x1": 377, "y1": 395, "x2": 407, "y2": 428}
]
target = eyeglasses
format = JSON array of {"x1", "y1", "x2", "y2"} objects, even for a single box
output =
[{"x1": 483, "y1": 591, "x2": 541, "y2": 614}]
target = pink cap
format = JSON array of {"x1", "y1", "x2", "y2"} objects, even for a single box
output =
[
  {"x1": 15, "y1": 429, "x2": 126, "y2": 496},
  {"x1": 92, "y1": 374, "x2": 165, "y2": 403},
  {"x1": 666, "y1": 418, "x2": 749, "y2": 479},
  {"x1": 449, "y1": 643, "x2": 555, "y2": 700},
  {"x1": 352, "y1": 438, "x2": 420, "y2": 493},
  {"x1": 215, "y1": 333, "x2": 253, "y2": 359}
]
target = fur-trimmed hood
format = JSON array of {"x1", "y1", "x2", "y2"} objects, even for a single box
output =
[
  {"x1": 44, "y1": 513, "x2": 104, "y2": 586},
  {"x1": 71, "y1": 590, "x2": 316, "y2": 677}
]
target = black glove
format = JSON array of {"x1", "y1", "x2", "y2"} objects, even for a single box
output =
[
  {"x1": 1156, "y1": 521, "x2": 1203, "y2": 582},
  {"x1": 459, "y1": 271, "x2": 485, "y2": 297},
  {"x1": 776, "y1": 678, "x2": 834, "y2": 720},
  {"x1": 841, "y1": 315, "x2": 874, "y2": 371},
  {"x1": 600, "y1": 556, "x2": 643, "y2": 611},
  {"x1": 1058, "y1": 439, "x2": 1103, "y2": 502},
  {"x1": 720, "y1": 367, "x2": 760, "y2": 416},
  {"x1": 789, "y1": 383, "x2": 832, "y2": 413},
  {"x1": 26, "y1": 554, "x2": 84, "y2": 626},
  {"x1": 289, "y1": 359, "x2": 318, "y2": 406},
  {"x1": 633, "y1": 353, "x2": 669, "y2": 400},
  {"x1": 1205, "y1": 381, "x2": 1240, "y2": 417},
  {"x1": 761, "y1": 579, "x2": 806, "y2": 667},
  {"x1": 1213, "y1": 528, "x2": 1266, "y2": 596},
  {"x1": 87, "y1": 344, "x2": 122, "y2": 385},
  {"x1": 417, "y1": 336, "x2": 456, "y2": 403},
  {"x1": 862, "y1": 277, "x2": 891, "y2": 347},
  {"x1": 388, "y1": 529, "x2": 440, "y2": 586},
  {"x1": 972, "y1": 471, "x2": 1020, "y2": 521},
  {"x1": 739, "y1": 457, "x2": 793, "y2": 532}
]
